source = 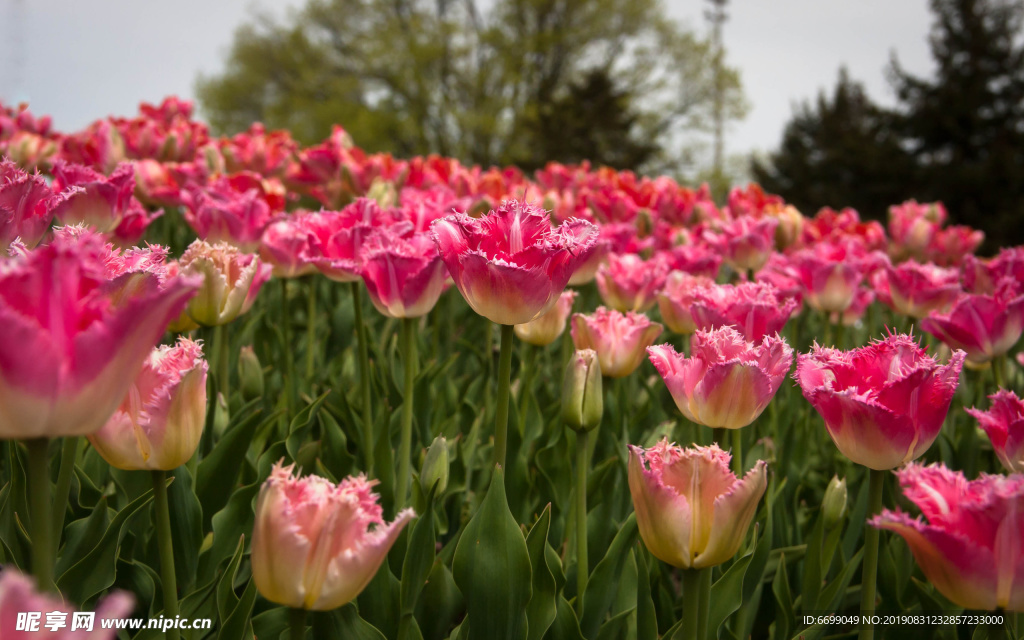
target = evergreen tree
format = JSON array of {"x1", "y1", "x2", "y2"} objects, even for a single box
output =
[
  {"x1": 750, "y1": 69, "x2": 913, "y2": 220},
  {"x1": 889, "y1": 0, "x2": 1024, "y2": 248}
]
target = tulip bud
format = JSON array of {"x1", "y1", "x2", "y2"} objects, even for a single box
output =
[
  {"x1": 420, "y1": 436, "x2": 449, "y2": 495},
  {"x1": 238, "y1": 345, "x2": 265, "y2": 400},
  {"x1": 213, "y1": 392, "x2": 230, "y2": 438},
  {"x1": 823, "y1": 476, "x2": 848, "y2": 529},
  {"x1": 562, "y1": 349, "x2": 603, "y2": 432}
]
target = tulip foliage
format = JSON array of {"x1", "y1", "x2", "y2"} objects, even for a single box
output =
[{"x1": 2, "y1": 96, "x2": 1024, "y2": 640}]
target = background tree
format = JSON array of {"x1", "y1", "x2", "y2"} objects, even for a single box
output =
[
  {"x1": 196, "y1": 0, "x2": 746, "y2": 174},
  {"x1": 750, "y1": 68, "x2": 913, "y2": 219},
  {"x1": 755, "y1": 0, "x2": 1024, "y2": 250},
  {"x1": 889, "y1": 0, "x2": 1024, "y2": 248}
]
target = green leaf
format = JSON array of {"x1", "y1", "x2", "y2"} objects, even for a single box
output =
[
  {"x1": 358, "y1": 558, "x2": 401, "y2": 640},
  {"x1": 400, "y1": 488, "x2": 437, "y2": 616},
  {"x1": 635, "y1": 551, "x2": 658, "y2": 640},
  {"x1": 595, "y1": 608, "x2": 634, "y2": 640},
  {"x1": 453, "y1": 467, "x2": 533, "y2": 640},
  {"x1": 580, "y1": 513, "x2": 638, "y2": 639},
  {"x1": 198, "y1": 482, "x2": 259, "y2": 586},
  {"x1": 56, "y1": 485, "x2": 155, "y2": 603},
  {"x1": 415, "y1": 562, "x2": 464, "y2": 640},
  {"x1": 55, "y1": 495, "x2": 111, "y2": 576},
  {"x1": 218, "y1": 577, "x2": 258, "y2": 640},
  {"x1": 525, "y1": 504, "x2": 557, "y2": 640},
  {"x1": 168, "y1": 466, "x2": 204, "y2": 592},
  {"x1": 707, "y1": 541, "x2": 754, "y2": 637},
  {"x1": 545, "y1": 596, "x2": 585, "y2": 640},
  {"x1": 772, "y1": 553, "x2": 794, "y2": 640},
  {"x1": 216, "y1": 535, "x2": 247, "y2": 622},
  {"x1": 252, "y1": 608, "x2": 290, "y2": 640},
  {"x1": 285, "y1": 391, "x2": 332, "y2": 464},
  {"x1": 313, "y1": 604, "x2": 388, "y2": 639}
]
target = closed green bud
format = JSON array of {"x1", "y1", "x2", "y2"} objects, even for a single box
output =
[
  {"x1": 823, "y1": 475, "x2": 848, "y2": 529},
  {"x1": 238, "y1": 345, "x2": 264, "y2": 400},
  {"x1": 213, "y1": 392, "x2": 231, "y2": 438},
  {"x1": 420, "y1": 436, "x2": 449, "y2": 495},
  {"x1": 562, "y1": 349, "x2": 603, "y2": 432}
]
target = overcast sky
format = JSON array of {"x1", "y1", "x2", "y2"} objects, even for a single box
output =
[{"x1": 0, "y1": 0, "x2": 934, "y2": 159}]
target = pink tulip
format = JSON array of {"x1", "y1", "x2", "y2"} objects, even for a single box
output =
[
  {"x1": 431, "y1": 200, "x2": 597, "y2": 325},
  {"x1": 132, "y1": 158, "x2": 186, "y2": 208},
  {"x1": 49, "y1": 162, "x2": 136, "y2": 234},
  {"x1": 87, "y1": 337, "x2": 207, "y2": 470},
  {"x1": 596, "y1": 252, "x2": 670, "y2": 313},
  {"x1": 920, "y1": 283, "x2": 1024, "y2": 365},
  {"x1": 870, "y1": 464, "x2": 1024, "y2": 611},
  {"x1": 663, "y1": 243, "x2": 722, "y2": 280},
  {"x1": 704, "y1": 215, "x2": 777, "y2": 274},
  {"x1": 648, "y1": 326, "x2": 792, "y2": 429},
  {"x1": 755, "y1": 254, "x2": 804, "y2": 308},
  {"x1": 359, "y1": 228, "x2": 447, "y2": 318},
  {"x1": 0, "y1": 568, "x2": 133, "y2": 638},
  {"x1": 967, "y1": 391, "x2": 1024, "y2": 473},
  {"x1": 178, "y1": 239, "x2": 270, "y2": 327},
  {"x1": 962, "y1": 247, "x2": 1024, "y2": 295},
  {"x1": 689, "y1": 281, "x2": 798, "y2": 342},
  {"x1": 0, "y1": 160, "x2": 65, "y2": 251},
  {"x1": 259, "y1": 213, "x2": 319, "y2": 279},
  {"x1": 628, "y1": 440, "x2": 767, "y2": 569},
  {"x1": 515, "y1": 289, "x2": 576, "y2": 346},
  {"x1": 251, "y1": 462, "x2": 415, "y2": 610},
  {"x1": 571, "y1": 307, "x2": 663, "y2": 378},
  {"x1": 305, "y1": 199, "x2": 408, "y2": 283},
  {"x1": 929, "y1": 225, "x2": 983, "y2": 267},
  {"x1": 794, "y1": 333, "x2": 965, "y2": 470},
  {"x1": 789, "y1": 242, "x2": 872, "y2": 313},
  {"x1": 874, "y1": 260, "x2": 961, "y2": 319},
  {"x1": 0, "y1": 232, "x2": 199, "y2": 439},
  {"x1": 183, "y1": 176, "x2": 278, "y2": 252},
  {"x1": 109, "y1": 201, "x2": 164, "y2": 248},
  {"x1": 657, "y1": 271, "x2": 716, "y2": 335},
  {"x1": 887, "y1": 200, "x2": 946, "y2": 262},
  {"x1": 567, "y1": 237, "x2": 610, "y2": 285}
]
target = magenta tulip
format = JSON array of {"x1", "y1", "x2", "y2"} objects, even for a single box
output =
[
  {"x1": 794, "y1": 333, "x2": 965, "y2": 469},
  {"x1": 595, "y1": 252, "x2": 670, "y2": 313},
  {"x1": 359, "y1": 228, "x2": 447, "y2": 318},
  {"x1": 920, "y1": 284, "x2": 1024, "y2": 365},
  {"x1": 431, "y1": 200, "x2": 597, "y2": 325},
  {"x1": 689, "y1": 281, "x2": 798, "y2": 342},
  {"x1": 571, "y1": 307, "x2": 663, "y2": 378},
  {"x1": 967, "y1": 390, "x2": 1024, "y2": 473},
  {"x1": 0, "y1": 568, "x2": 133, "y2": 638}
]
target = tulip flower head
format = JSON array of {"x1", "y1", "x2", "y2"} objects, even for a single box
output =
[
  {"x1": 0, "y1": 159, "x2": 66, "y2": 251},
  {"x1": 704, "y1": 215, "x2": 777, "y2": 274},
  {"x1": 689, "y1": 281, "x2": 799, "y2": 342},
  {"x1": 258, "y1": 213, "x2": 319, "y2": 278},
  {"x1": 871, "y1": 464, "x2": 1024, "y2": 611},
  {"x1": 967, "y1": 390, "x2": 1024, "y2": 473},
  {"x1": 656, "y1": 270, "x2": 716, "y2": 336},
  {"x1": 789, "y1": 242, "x2": 871, "y2": 313},
  {"x1": 251, "y1": 463, "x2": 414, "y2": 610},
  {"x1": 920, "y1": 283, "x2": 1024, "y2": 365},
  {"x1": 794, "y1": 333, "x2": 965, "y2": 470},
  {"x1": 179, "y1": 239, "x2": 271, "y2": 327},
  {"x1": 0, "y1": 232, "x2": 198, "y2": 439},
  {"x1": 875, "y1": 260, "x2": 961, "y2": 319},
  {"x1": 648, "y1": 326, "x2": 793, "y2": 430},
  {"x1": 961, "y1": 247, "x2": 1024, "y2": 295},
  {"x1": 571, "y1": 307, "x2": 663, "y2": 378},
  {"x1": 359, "y1": 228, "x2": 447, "y2": 318},
  {"x1": 515, "y1": 289, "x2": 576, "y2": 346},
  {"x1": 0, "y1": 568, "x2": 134, "y2": 638},
  {"x1": 595, "y1": 252, "x2": 670, "y2": 313},
  {"x1": 305, "y1": 199, "x2": 408, "y2": 283},
  {"x1": 49, "y1": 162, "x2": 137, "y2": 234},
  {"x1": 431, "y1": 200, "x2": 598, "y2": 325},
  {"x1": 183, "y1": 176, "x2": 278, "y2": 252},
  {"x1": 628, "y1": 440, "x2": 767, "y2": 569},
  {"x1": 88, "y1": 337, "x2": 208, "y2": 471}
]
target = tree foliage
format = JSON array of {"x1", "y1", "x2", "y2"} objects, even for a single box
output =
[
  {"x1": 754, "y1": 0, "x2": 1024, "y2": 249},
  {"x1": 196, "y1": 0, "x2": 746, "y2": 173}
]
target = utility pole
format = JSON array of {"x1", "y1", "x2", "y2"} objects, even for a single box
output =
[{"x1": 705, "y1": 0, "x2": 728, "y2": 187}]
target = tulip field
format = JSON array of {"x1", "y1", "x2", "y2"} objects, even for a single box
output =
[{"x1": 3, "y1": 97, "x2": 1024, "y2": 640}]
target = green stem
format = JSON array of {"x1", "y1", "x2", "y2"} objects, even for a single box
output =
[
  {"x1": 680, "y1": 567, "x2": 709, "y2": 640},
  {"x1": 51, "y1": 436, "x2": 78, "y2": 553},
  {"x1": 215, "y1": 323, "x2": 230, "y2": 407},
  {"x1": 519, "y1": 343, "x2": 537, "y2": 435},
  {"x1": 280, "y1": 279, "x2": 295, "y2": 418},
  {"x1": 493, "y1": 324, "x2": 514, "y2": 469},
  {"x1": 289, "y1": 607, "x2": 307, "y2": 640},
  {"x1": 712, "y1": 427, "x2": 726, "y2": 449},
  {"x1": 835, "y1": 321, "x2": 846, "y2": 351},
  {"x1": 859, "y1": 468, "x2": 885, "y2": 640},
  {"x1": 697, "y1": 565, "x2": 712, "y2": 640},
  {"x1": 396, "y1": 318, "x2": 417, "y2": 511},
  {"x1": 575, "y1": 430, "x2": 590, "y2": 618},
  {"x1": 27, "y1": 438, "x2": 53, "y2": 591},
  {"x1": 352, "y1": 282, "x2": 374, "y2": 475},
  {"x1": 306, "y1": 276, "x2": 318, "y2": 381},
  {"x1": 732, "y1": 428, "x2": 743, "y2": 474},
  {"x1": 992, "y1": 354, "x2": 1006, "y2": 391},
  {"x1": 152, "y1": 470, "x2": 180, "y2": 640}
]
